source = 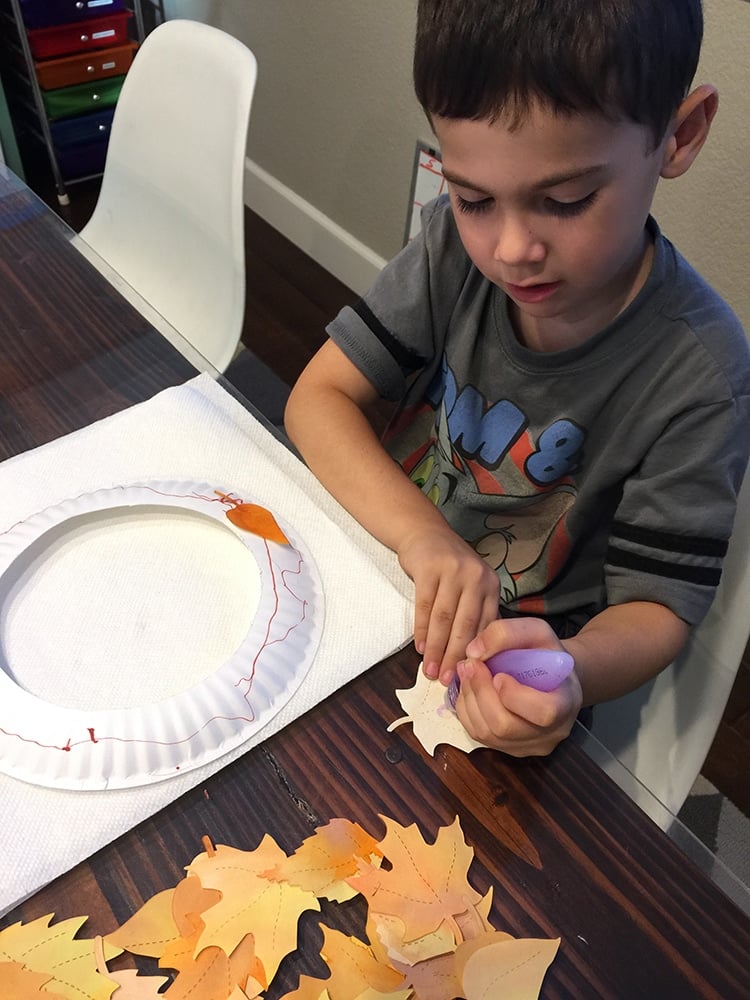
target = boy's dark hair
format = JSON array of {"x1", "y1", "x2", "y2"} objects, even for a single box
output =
[{"x1": 414, "y1": 0, "x2": 703, "y2": 147}]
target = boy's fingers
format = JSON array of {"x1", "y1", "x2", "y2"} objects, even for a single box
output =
[
  {"x1": 422, "y1": 592, "x2": 458, "y2": 679},
  {"x1": 413, "y1": 575, "x2": 440, "y2": 667},
  {"x1": 457, "y1": 661, "x2": 512, "y2": 741}
]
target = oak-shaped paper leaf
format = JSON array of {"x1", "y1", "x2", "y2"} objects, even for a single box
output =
[
  {"x1": 0, "y1": 914, "x2": 120, "y2": 1000},
  {"x1": 229, "y1": 986, "x2": 264, "y2": 1000},
  {"x1": 454, "y1": 889, "x2": 495, "y2": 942},
  {"x1": 172, "y1": 874, "x2": 223, "y2": 937},
  {"x1": 348, "y1": 816, "x2": 482, "y2": 943},
  {"x1": 160, "y1": 944, "x2": 240, "y2": 1000},
  {"x1": 388, "y1": 668, "x2": 486, "y2": 755},
  {"x1": 156, "y1": 875, "x2": 224, "y2": 973},
  {"x1": 187, "y1": 838, "x2": 320, "y2": 986},
  {"x1": 368, "y1": 911, "x2": 456, "y2": 966},
  {"x1": 278, "y1": 978, "x2": 332, "y2": 1000},
  {"x1": 456, "y1": 932, "x2": 560, "y2": 999},
  {"x1": 391, "y1": 948, "x2": 461, "y2": 1000},
  {"x1": 263, "y1": 818, "x2": 383, "y2": 902},
  {"x1": 92, "y1": 935, "x2": 170, "y2": 999},
  {"x1": 318, "y1": 926, "x2": 408, "y2": 999},
  {"x1": 0, "y1": 961, "x2": 66, "y2": 1000},
  {"x1": 105, "y1": 888, "x2": 179, "y2": 960}
]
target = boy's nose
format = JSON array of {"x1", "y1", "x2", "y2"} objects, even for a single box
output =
[{"x1": 492, "y1": 217, "x2": 546, "y2": 266}]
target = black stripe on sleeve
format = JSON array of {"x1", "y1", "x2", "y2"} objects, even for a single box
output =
[
  {"x1": 610, "y1": 520, "x2": 728, "y2": 558},
  {"x1": 352, "y1": 299, "x2": 427, "y2": 374},
  {"x1": 606, "y1": 545, "x2": 722, "y2": 587}
]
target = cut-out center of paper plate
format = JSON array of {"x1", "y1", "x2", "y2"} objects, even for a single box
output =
[
  {"x1": 1, "y1": 507, "x2": 260, "y2": 711},
  {"x1": 0, "y1": 481, "x2": 324, "y2": 791}
]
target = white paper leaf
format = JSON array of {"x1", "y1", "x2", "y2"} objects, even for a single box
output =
[{"x1": 387, "y1": 665, "x2": 488, "y2": 755}]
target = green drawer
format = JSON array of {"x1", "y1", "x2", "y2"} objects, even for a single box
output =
[{"x1": 42, "y1": 75, "x2": 125, "y2": 120}]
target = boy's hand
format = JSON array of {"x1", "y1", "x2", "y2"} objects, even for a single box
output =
[
  {"x1": 454, "y1": 617, "x2": 583, "y2": 756},
  {"x1": 397, "y1": 527, "x2": 499, "y2": 684}
]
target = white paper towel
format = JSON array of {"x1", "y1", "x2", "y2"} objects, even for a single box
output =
[{"x1": 0, "y1": 374, "x2": 414, "y2": 916}]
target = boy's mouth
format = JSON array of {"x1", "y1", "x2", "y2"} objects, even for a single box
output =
[{"x1": 505, "y1": 280, "x2": 562, "y2": 304}]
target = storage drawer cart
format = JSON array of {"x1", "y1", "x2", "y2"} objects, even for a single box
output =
[{"x1": 0, "y1": 0, "x2": 165, "y2": 204}]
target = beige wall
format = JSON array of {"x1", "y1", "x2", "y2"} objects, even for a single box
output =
[{"x1": 165, "y1": 0, "x2": 750, "y2": 330}]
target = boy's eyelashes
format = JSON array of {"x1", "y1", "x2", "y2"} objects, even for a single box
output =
[
  {"x1": 544, "y1": 191, "x2": 599, "y2": 218},
  {"x1": 453, "y1": 190, "x2": 599, "y2": 218}
]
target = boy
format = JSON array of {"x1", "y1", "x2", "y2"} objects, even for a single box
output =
[{"x1": 285, "y1": 0, "x2": 750, "y2": 756}]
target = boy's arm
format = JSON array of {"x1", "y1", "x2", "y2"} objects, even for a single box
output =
[
  {"x1": 285, "y1": 339, "x2": 500, "y2": 672},
  {"x1": 456, "y1": 601, "x2": 689, "y2": 756}
]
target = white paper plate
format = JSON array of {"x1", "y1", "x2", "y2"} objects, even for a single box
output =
[{"x1": 0, "y1": 481, "x2": 324, "y2": 790}]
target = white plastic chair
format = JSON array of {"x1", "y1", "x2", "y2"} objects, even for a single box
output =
[
  {"x1": 590, "y1": 469, "x2": 750, "y2": 823},
  {"x1": 79, "y1": 19, "x2": 257, "y2": 373}
]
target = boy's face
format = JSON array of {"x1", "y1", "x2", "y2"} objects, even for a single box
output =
[{"x1": 432, "y1": 105, "x2": 671, "y2": 350}]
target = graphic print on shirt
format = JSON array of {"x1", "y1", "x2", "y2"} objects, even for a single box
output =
[{"x1": 386, "y1": 357, "x2": 584, "y2": 609}]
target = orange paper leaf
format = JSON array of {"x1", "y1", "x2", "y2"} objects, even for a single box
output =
[
  {"x1": 0, "y1": 961, "x2": 66, "y2": 1000},
  {"x1": 0, "y1": 914, "x2": 120, "y2": 1000},
  {"x1": 263, "y1": 818, "x2": 383, "y2": 902},
  {"x1": 187, "y1": 839, "x2": 319, "y2": 985},
  {"x1": 319, "y1": 926, "x2": 407, "y2": 998},
  {"x1": 105, "y1": 888, "x2": 179, "y2": 960},
  {"x1": 457, "y1": 932, "x2": 561, "y2": 999},
  {"x1": 225, "y1": 503, "x2": 289, "y2": 544},
  {"x1": 161, "y1": 944, "x2": 236, "y2": 1000},
  {"x1": 348, "y1": 815, "x2": 482, "y2": 943},
  {"x1": 278, "y1": 977, "x2": 332, "y2": 1000}
]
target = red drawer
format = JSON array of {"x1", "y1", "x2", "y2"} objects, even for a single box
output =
[
  {"x1": 27, "y1": 12, "x2": 132, "y2": 60},
  {"x1": 35, "y1": 42, "x2": 137, "y2": 90}
]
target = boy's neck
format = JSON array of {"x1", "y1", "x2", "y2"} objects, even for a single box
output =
[{"x1": 510, "y1": 230, "x2": 655, "y2": 353}]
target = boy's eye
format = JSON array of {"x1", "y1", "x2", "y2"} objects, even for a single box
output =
[
  {"x1": 544, "y1": 191, "x2": 598, "y2": 218},
  {"x1": 455, "y1": 194, "x2": 493, "y2": 215}
]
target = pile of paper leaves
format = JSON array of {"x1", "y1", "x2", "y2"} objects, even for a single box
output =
[{"x1": 0, "y1": 814, "x2": 559, "y2": 1000}]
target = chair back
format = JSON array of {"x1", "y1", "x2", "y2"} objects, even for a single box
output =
[
  {"x1": 81, "y1": 19, "x2": 257, "y2": 372},
  {"x1": 590, "y1": 469, "x2": 750, "y2": 821}
]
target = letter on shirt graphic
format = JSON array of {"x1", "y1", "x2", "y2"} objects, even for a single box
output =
[
  {"x1": 442, "y1": 366, "x2": 526, "y2": 467},
  {"x1": 526, "y1": 420, "x2": 585, "y2": 485}
]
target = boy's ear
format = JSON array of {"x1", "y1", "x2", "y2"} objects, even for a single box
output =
[{"x1": 660, "y1": 84, "x2": 719, "y2": 179}]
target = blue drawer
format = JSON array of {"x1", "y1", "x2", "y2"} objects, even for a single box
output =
[
  {"x1": 50, "y1": 107, "x2": 115, "y2": 148},
  {"x1": 21, "y1": 0, "x2": 125, "y2": 30},
  {"x1": 55, "y1": 136, "x2": 110, "y2": 179}
]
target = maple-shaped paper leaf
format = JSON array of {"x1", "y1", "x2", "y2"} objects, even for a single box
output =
[
  {"x1": 0, "y1": 961, "x2": 66, "y2": 1000},
  {"x1": 263, "y1": 818, "x2": 383, "y2": 902},
  {"x1": 318, "y1": 926, "x2": 408, "y2": 999},
  {"x1": 224, "y1": 501, "x2": 289, "y2": 545},
  {"x1": 388, "y1": 667, "x2": 487, "y2": 755},
  {"x1": 187, "y1": 839, "x2": 319, "y2": 986},
  {"x1": 456, "y1": 932, "x2": 560, "y2": 999},
  {"x1": 348, "y1": 816, "x2": 482, "y2": 943},
  {"x1": 105, "y1": 889, "x2": 180, "y2": 960},
  {"x1": 0, "y1": 914, "x2": 120, "y2": 1000}
]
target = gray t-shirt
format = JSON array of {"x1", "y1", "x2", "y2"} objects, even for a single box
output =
[{"x1": 327, "y1": 196, "x2": 750, "y2": 626}]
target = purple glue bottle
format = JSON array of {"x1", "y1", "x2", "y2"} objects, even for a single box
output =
[{"x1": 447, "y1": 648, "x2": 575, "y2": 709}]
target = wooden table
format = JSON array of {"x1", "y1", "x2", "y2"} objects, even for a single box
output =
[{"x1": 1, "y1": 167, "x2": 749, "y2": 998}]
